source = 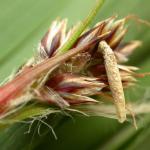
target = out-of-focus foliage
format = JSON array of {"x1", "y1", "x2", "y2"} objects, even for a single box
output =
[{"x1": 0, "y1": 0, "x2": 150, "y2": 150}]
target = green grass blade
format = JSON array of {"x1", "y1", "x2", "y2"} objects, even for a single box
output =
[{"x1": 58, "y1": 0, "x2": 105, "y2": 54}]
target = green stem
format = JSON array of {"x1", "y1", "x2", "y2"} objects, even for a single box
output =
[{"x1": 58, "y1": 0, "x2": 105, "y2": 54}]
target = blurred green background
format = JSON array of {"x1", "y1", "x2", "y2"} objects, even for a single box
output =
[{"x1": 0, "y1": 0, "x2": 150, "y2": 149}]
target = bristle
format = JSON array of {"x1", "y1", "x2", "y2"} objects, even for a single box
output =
[
  {"x1": 106, "y1": 18, "x2": 126, "y2": 44},
  {"x1": 38, "y1": 86, "x2": 70, "y2": 108},
  {"x1": 118, "y1": 65, "x2": 139, "y2": 73},
  {"x1": 40, "y1": 19, "x2": 68, "y2": 58},
  {"x1": 118, "y1": 40, "x2": 142, "y2": 56},
  {"x1": 60, "y1": 93, "x2": 98, "y2": 104},
  {"x1": 110, "y1": 28, "x2": 128, "y2": 49},
  {"x1": 114, "y1": 51, "x2": 129, "y2": 63},
  {"x1": 74, "y1": 22, "x2": 106, "y2": 47}
]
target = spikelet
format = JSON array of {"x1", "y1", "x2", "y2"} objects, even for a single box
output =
[{"x1": 0, "y1": 17, "x2": 142, "y2": 123}]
